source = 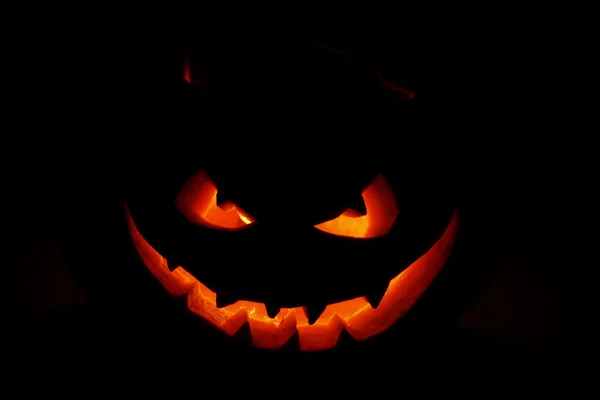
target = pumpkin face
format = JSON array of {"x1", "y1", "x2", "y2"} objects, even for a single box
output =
[
  {"x1": 64, "y1": 44, "x2": 460, "y2": 352},
  {"x1": 125, "y1": 182, "x2": 458, "y2": 350},
  {"x1": 125, "y1": 52, "x2": 459, "y2": 348}
]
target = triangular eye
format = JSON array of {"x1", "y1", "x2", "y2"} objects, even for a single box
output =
[
  {"x1": 314, "y1": 173, "x2": 398, "y2": 238},
  {"x1": 175, "y1": 169, "x2": 255, "y2": 230}
]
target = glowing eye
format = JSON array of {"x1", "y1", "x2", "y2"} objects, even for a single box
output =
[
  {"x1": 175, "y1": 169, "x2": 255, "y2": 230},
  {"x1": 314, "y1": 174, "x2": 398, "y2": 238}
]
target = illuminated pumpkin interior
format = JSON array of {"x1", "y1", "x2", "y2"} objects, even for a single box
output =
[
  {"x1": 314, "y1": 173, "x2": 398, "y2": 238},
  {"x1": 125, "y1": 204, "x2": 458, "y2": 351},
  {"x1": 176, "y1": 169, "x2": 397, "y2": 239},
  {"x1": 129, "y1": 52, "x2": 453, "y2": 350},
  {"x1": 175, "y1": 169, "x2": 254, "y2": 230}
]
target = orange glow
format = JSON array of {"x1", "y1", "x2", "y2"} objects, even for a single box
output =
[
  {"x1": 376, "y1": 71, "x2": 417, "y2": 100},
  {"x1": 126, "y1": 204, "x2": 459, "y2": 351},
  {"x1": 314, "y1": 174, "x2": 398, "y2": 238},
  {"x1": 175, "y1": 169, "x2": 254, "y2": 230},
  {"x1": 183, "y1": 52, "x2": 191, "y2": 83}
]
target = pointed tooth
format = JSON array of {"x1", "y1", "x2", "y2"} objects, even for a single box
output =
[
  {"x1": 166, "y1": 259, "x2": 178, "y2": 272},
  {"x1": 281, "y1": 331, "x2": 300, "y2": 351},
  {"x1": 231, "y1": 321, "x2": 252, "y2": 343},
  {"x1": 303, "y1": 304, "x2": 327, "y2": 325},
  {"x1": 215, "y1": 188, "x2": 232, "y2": 208},
  {"x1": 346, "y1": 193, "x2": 367, "y2": 216},
  {"x1": 265, "y1": 303, "x2": 280, "y2": 319},
  {"x1": 334, "y1": 325, "x2": 356, "y2": 350},
  {"x1": 215, "y1": 291, "x2": 238, "y2": 309},
  {"x1": 364, "y1": 283, "x2": 389, "y2": 309}
]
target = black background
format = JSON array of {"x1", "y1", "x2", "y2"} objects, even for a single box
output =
[{"x1": 1, "y1": 13, "x2": 574, "y2": 373}]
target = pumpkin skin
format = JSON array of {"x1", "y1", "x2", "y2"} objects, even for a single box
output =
[{"x1": 61, "y1": 44, "x2": 463, "y2": 352}]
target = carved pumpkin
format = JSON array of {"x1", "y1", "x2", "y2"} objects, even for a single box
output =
[
  {"x1": 62, "y1": 43, "x2": 461, "y2": 352},
  {"x1": 119, "y1": 45, "x2": 459, "y2": 351},
  {"x1": 125, "y1": 173, "x2": 458, "y2": 350}
]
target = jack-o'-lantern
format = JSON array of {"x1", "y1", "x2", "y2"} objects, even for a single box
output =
[{"x1": 61, "y1": 43, "x2": 462, "y2": 352}]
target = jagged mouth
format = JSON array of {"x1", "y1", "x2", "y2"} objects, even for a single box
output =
[{"x1": 125, "y1": 206, "x2": 459, "y2": 351}]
